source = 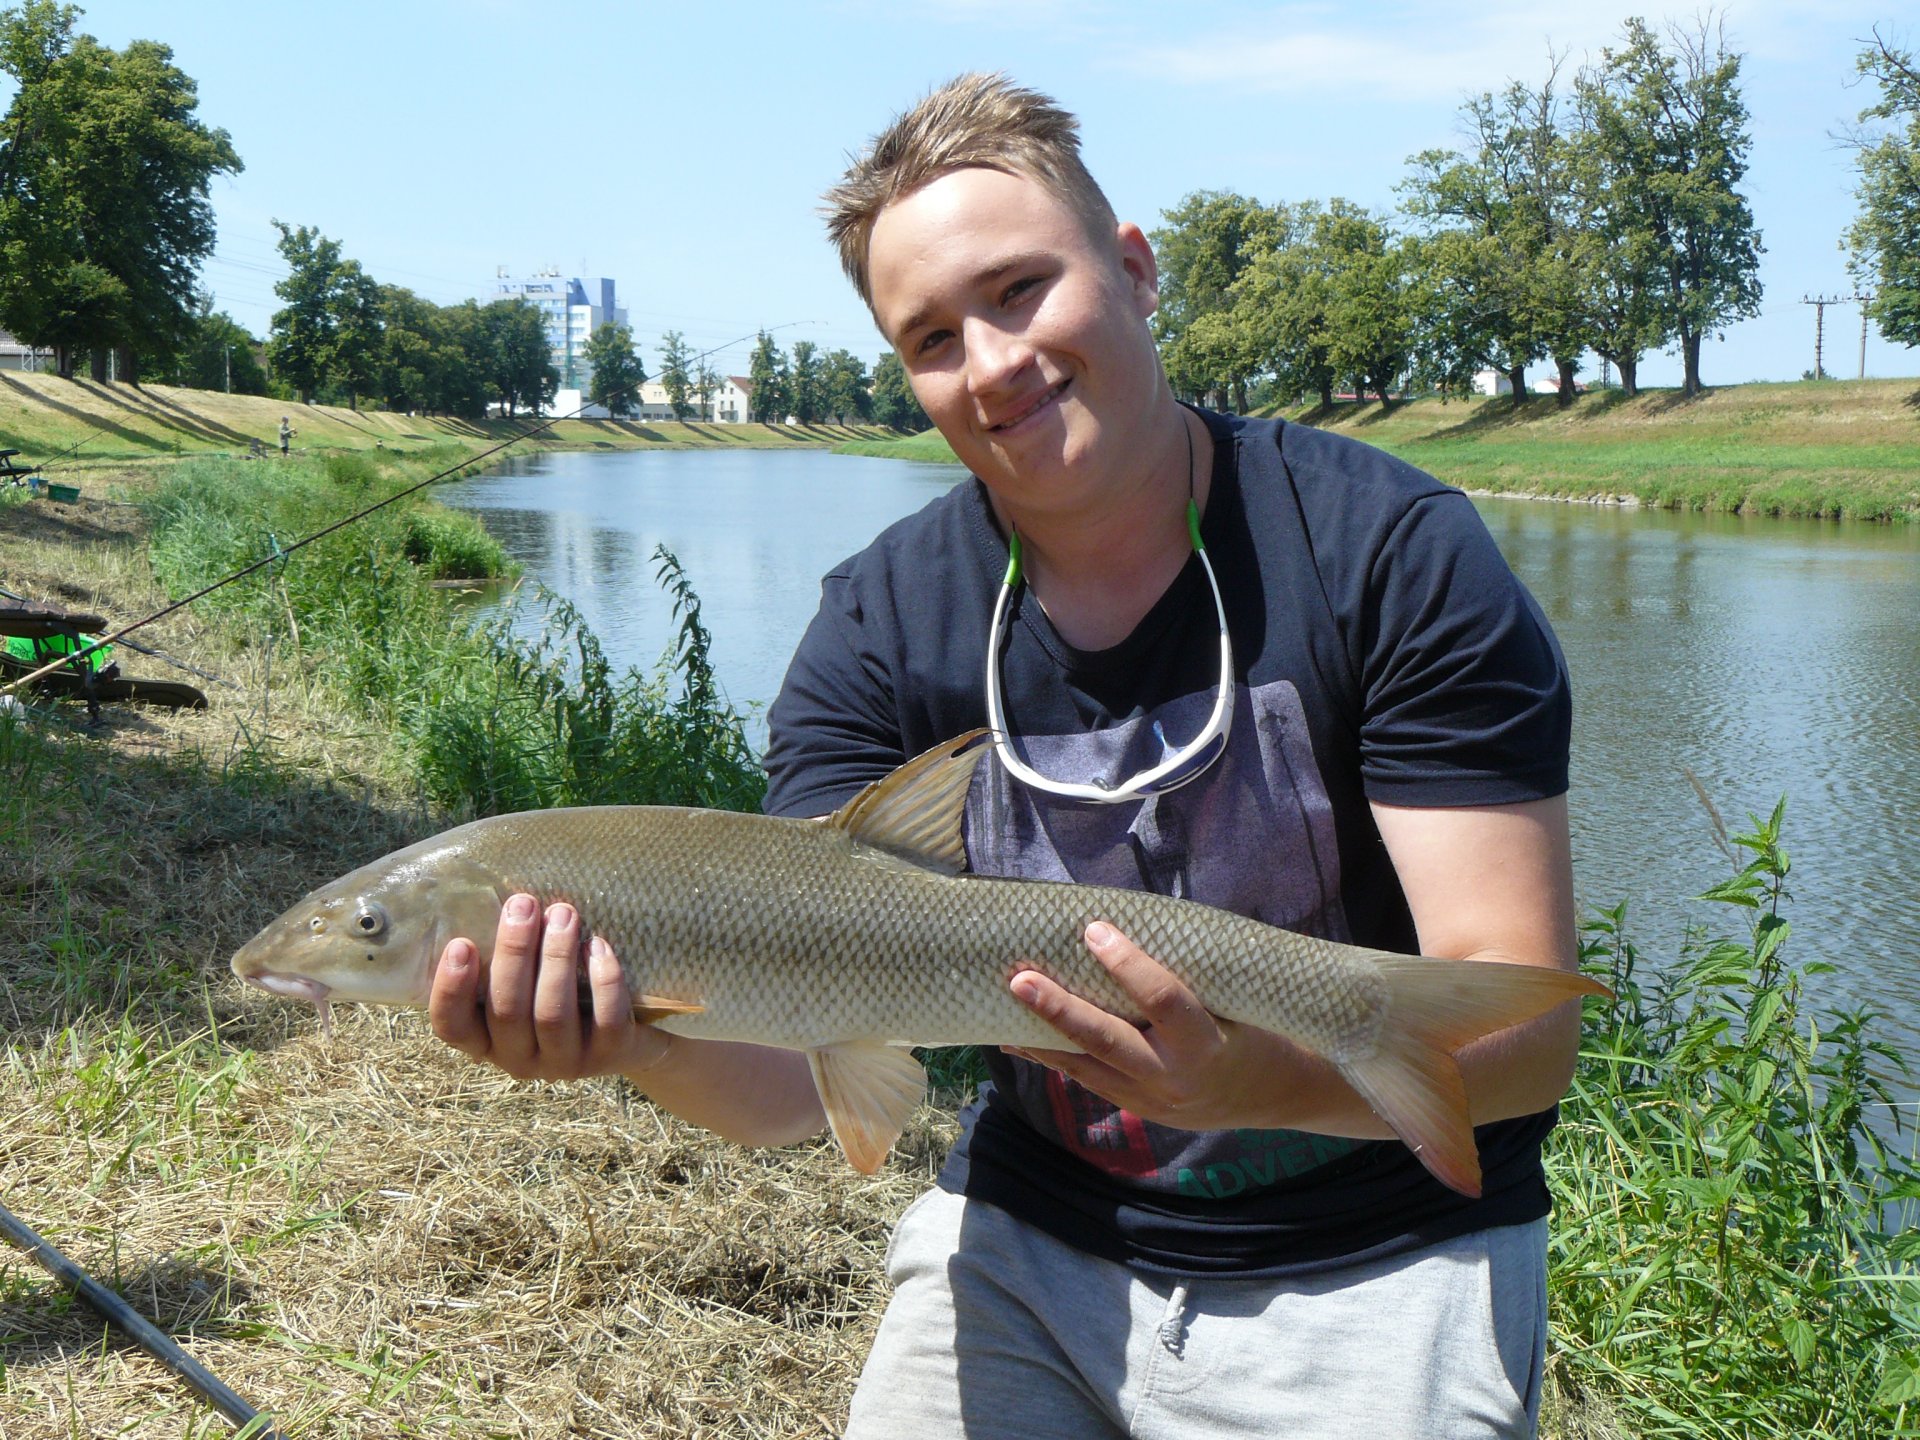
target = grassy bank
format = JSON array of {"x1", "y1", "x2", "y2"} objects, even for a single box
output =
[
  {"x1": 2, "y1": 452, "x2": 1915, "y2": 1435},
  {"x1": 836, "y1": 377, "x2": 1920, "y2": 522},
  {"x1": 0, "y1": 369, "x2": 894, "y2": 482}
]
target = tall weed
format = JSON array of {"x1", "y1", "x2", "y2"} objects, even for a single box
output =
[{"x1": 1547, "y1": 800, "x2": 1920, "y2": 1438}]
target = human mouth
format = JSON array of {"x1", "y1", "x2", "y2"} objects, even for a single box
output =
[{"x1": 988, "y1": 378, "x2": 1069, "y2": 433}]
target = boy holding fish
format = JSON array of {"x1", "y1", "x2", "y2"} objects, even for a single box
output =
[{"x1": 428, "y1": 74, "x2": 1582, "y2": 1438}]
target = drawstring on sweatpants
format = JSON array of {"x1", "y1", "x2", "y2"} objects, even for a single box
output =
[{"x1": 1158, "y1": 1282, "x2": 1190, "y2": 1356}]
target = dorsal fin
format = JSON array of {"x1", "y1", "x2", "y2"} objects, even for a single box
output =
[{"x1": 828, "y1": 730, "x2": 988, "y2": 875}]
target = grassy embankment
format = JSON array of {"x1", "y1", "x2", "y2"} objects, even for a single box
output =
[
  {"x1": 0, "y1": 368, "x2": 895, "y2": 490},
  {"x1": 838, "y1": 378, "x2": 1920, "y2": 522},
  {"x1": 1, "y1": 404, "x2": 1915, "y2": 1435}
]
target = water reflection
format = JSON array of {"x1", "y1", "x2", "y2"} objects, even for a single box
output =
[{"x1": 446, "y1": 452, "x2": 1920, "y2": 1057}]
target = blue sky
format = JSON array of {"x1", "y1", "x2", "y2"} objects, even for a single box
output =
[{"x1": 36, "y1": 0, "x2": 1920, "y2": 389}]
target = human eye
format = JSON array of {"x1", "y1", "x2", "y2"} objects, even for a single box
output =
[
  {"x1": 914, "y1": 327, "x2": 953, "y2": 357},
  {"x1": 1001, "y1": 275, "x2": 1044, "y2": 308}
]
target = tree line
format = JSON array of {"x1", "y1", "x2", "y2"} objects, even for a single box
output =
[
  {"x1": 1158, "y1": 17, "x2": 1919, "y2": 408},
  {"x1": 1156, "y1": 17, "x2": 1771, "y2": 407},
  {"x1": 745, "y1": 331, "x2": 925, "y2": 428}
]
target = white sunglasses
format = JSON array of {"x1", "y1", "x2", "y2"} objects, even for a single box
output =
[{"x1": 984, "y1": 498, "x2": 1234, "y2": 804}]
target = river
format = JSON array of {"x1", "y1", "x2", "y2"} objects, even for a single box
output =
[{"x1": 444, "y1": 447, "x2": 1920, "y2": 1059}]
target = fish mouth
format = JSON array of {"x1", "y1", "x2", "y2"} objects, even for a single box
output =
[{"x1": 243, "y1": 972, "x2": 336, "y2": 1037}]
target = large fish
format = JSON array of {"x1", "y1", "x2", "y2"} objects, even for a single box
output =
[{"x1": 232, "y1": 732, "x2": 1604, "y2": 1196}]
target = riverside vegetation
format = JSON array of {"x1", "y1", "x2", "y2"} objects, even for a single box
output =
[
  {"x1": 840, "y1": 377, "x2": 1920, "y2": 524},
  {"x1": 0, "y1": 449, "x2": 1916, "y2": 1436}
]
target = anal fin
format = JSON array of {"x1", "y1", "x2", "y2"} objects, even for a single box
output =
[
  {"x1": 807, "y1": 1042, "x2": 927, "y2": 1174},
  {"x1": 631, "y1": 994, "x2": 706, "y2": 1025}
]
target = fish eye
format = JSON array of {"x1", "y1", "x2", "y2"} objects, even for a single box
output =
[{"x1": 352, "y1": 903, "x2": 388, "y2": 938}]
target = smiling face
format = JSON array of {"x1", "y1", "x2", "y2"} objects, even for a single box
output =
[{"x1": 867, "y1": 166, "x2": 1167, "y2": 528}]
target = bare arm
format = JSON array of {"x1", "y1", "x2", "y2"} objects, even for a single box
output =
[
  {"x1": 429, "y1": 895, "x2": 825, "y2": 1147},
  {"x1": 1006, "y1": 794, "x2": 1582, "y2": 1137}
]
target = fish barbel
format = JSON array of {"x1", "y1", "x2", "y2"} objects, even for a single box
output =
[{"x1": 231, "y1": 731, "x2": 1604, "y2": 1195}]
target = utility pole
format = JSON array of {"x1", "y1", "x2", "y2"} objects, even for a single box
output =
[{"x1": 1802, "y1": 294, "x2": 1868, "y2": 380}]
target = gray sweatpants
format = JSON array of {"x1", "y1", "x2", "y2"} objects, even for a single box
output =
[{"x1": 844, "y1": 1188, "x2": 1546, "y2": 1440}]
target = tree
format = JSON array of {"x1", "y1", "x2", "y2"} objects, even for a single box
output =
[
  {"x1": 1844, "y1": 28, "x2": 1920, "y2": 348},
  {"x1": 1584, "y1": 16, "x2": 1763, "y2": 395},
  {"x1": 788, "y1": 339, "x2": 823, "y2": 423},
  {"x1": 658, "y1": 329, "x2": 692, "y2": 420},
  {"x1": 870, "y1": 350, "x2": 927, "y2": 430},
  {"x1": 1566, "y1": 79, "x2": 1668, "y2": 396},
  {"x1": 0, "y1": 4, "x2": 241, "y2": 379},
  {"x1": 169, "y1": 304, "x2": 266, "y2": 394},
  {"x1": 747, "y1": 330, "x2": 790, "y2": 422},
  {"x1": 693, "y1": 359, "x2": 719, "y2": 421},
  {"x1": 584, "y1": 321, "x2": 645, "y2": 417},
  {"x1": 1149, "y1": 190, "x2": 1283, "y2": 408},
  {"x1": 266, "y1": 223, "x2": 345, "y2": 404},
  {"x1": 479, "y1": 297, "x2": 556, "y2": 417},
  {"x1": 821, "y1": 347, "x2": 870, "y2": 423}
]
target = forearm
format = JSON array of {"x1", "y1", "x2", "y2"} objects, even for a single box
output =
[{"x1": 624, "y1": 1034, "x2": 826, "y2": 1147}]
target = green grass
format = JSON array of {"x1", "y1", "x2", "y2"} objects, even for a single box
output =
[
  {"x1": 835, "y1": 380, "x2": 1920, "y2": 521},
  {"x1": 1544, "y1": 800, "x2": 1920, "y2": 1437},
  {"x1": 833, "y1": 429, "x2": 960, "y2": 463}
]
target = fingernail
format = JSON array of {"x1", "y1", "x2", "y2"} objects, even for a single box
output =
[
  {"x1": 1009, "y1": 973, "x2": 1041, "y2": 1005},
  {"x1": 505, "y1": 894, "x2": 536, "y2": 922},
  {"x1": 546, "y1": 902, "x2": 576, "y2": 928},
  {"x1": 588, "y1": 935, "x2": 615, "y2": 977},
  {"x1": 1086, "y1": 921, "x2": 1115, "y2": 949},
  {"x1": 443, "y1": 941, "x2": 472, "y2": 974}
]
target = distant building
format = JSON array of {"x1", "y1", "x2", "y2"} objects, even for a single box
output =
[
  {"x1": 489, "y1": 267, "x2": 626, "y2": 396},
  {"x1": 0, "y1": 331, "x2": 52, "y2": 372},
  {"x1": 1472, "y1": 368, "x2": 1516, "y2": 397},
  {"x1": 634, "y1": 375, "x2": 755, "y2": 423}
]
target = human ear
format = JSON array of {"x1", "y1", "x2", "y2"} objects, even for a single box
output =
[{"x1": 1115, "y1": 222, "x2": 1159, "y2": 319}]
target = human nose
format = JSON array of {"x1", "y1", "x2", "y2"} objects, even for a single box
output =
[{"x1": 963, "y1": 315, "x2": 1032, "y2": 396}]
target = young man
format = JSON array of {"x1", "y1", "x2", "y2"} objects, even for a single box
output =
[{"x1": 431, "y1": 74, "x2": 1581, "y2": 1438}]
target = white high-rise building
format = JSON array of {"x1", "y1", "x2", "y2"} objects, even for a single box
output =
[{"x1": 490, "y1": 267, "x2": 627, "y2": 394}]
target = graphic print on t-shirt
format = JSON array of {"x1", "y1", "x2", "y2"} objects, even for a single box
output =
[{"x1": 966, "y1": 677, "x2": 1364, "y2": 1193}]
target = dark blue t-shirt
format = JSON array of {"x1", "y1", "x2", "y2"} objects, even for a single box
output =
[{"x1": 763, "y1": 410, "x2": 1572, "y2": 1277}]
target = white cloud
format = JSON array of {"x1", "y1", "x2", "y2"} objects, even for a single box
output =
[{"x1": 1106, "y1": 0, "x2": 1878, "y2": 103}]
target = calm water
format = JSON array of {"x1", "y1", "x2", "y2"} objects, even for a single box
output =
[{"x1": 445, "y1": 449, "x2": 1920, "y2": 1058}]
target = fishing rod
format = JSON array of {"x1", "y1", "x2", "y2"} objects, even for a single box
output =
[
  {"x1": 0, "y1": 321, "x2": 820, "y2": 699},
  {"x1": 0, "y1": 582, "x2": 239, "y2": 689},
  {"x1": 0, "y1": 1197, "x2": 284, "y2": 1438}
]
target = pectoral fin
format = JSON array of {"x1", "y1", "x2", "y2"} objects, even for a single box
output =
[{"x1": 807, "y1": 1042, "x2": 928, "y2": 1174}]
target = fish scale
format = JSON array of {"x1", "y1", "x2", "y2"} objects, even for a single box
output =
[{"x1": 231, "y1": 731, "x2": 1606, "y2": 1193}]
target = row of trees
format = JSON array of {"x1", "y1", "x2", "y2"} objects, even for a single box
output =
[
  {"x1": 265, "y1": 221, "x2": 558, "y2": 417},
  {"x1": 746, "y1": 331, "x2": 925, "y2": 428},
  {"x1": 1156, "y1": 17, "x2": 1767, "y2": 405},
  {"x1": 0, "y1": 1, "x2": 238, "y2": 381}
]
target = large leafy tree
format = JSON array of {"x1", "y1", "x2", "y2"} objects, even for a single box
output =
[
  {"x1": 821, "y1": 348, "x2": 871, "y2": 424},
  {"x1": 1845, "y1": 29, "x2": 1920, "y2": 349},
  {"x1": 584, "y1": 321, "x2": 645, "y2": 417},
  {"x1": 1584, "y1": 16, "x2": 1762, "y2": 396},
  {"x1": 870, "y1": 350, "x2": 926, "y2": 430},
  {"x1": 267, "y1": 221, "x2": 382, "y2": 405},
  {"x1": 480, "y1": 298, "x2": 556, "y2": 417},
  {"x1": 0, "y1": 2, "x2": 240, "y2": 379},
  {"x1": 747, "y1": 330, "x2": 789, "y2": 422},
  {"x1": 1149, "y1": 189, "x2": 1283, "y2": 408},
  {"x1": 657, "y1": 329, "x2": 693, "y2": 420}
]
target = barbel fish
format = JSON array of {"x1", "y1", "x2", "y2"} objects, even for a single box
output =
[{"x1": 231, "y1": 731, "x2": 1604, "y2": 1196}]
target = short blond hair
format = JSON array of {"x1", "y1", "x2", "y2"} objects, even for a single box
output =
[{"x1": 823, "y1": 72, "x2": 1119, "y2": 309}]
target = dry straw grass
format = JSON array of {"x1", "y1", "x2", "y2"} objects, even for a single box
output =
[{"x1": 0, "y1": 476, "x2": 938, "y2": 1437}]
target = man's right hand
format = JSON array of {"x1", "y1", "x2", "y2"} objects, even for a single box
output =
[{"x1": 429, "y1": 892, "x2": 669, "y2": 1081}]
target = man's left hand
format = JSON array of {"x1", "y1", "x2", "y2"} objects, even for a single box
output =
[{"x1": 1005, "y1": 920, "x2": 1300, "y2": 1131}]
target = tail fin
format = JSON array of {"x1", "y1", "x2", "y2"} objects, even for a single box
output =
[{"x1": 1335, "y1": 958, "x2": 1607, "y2": 1198}]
